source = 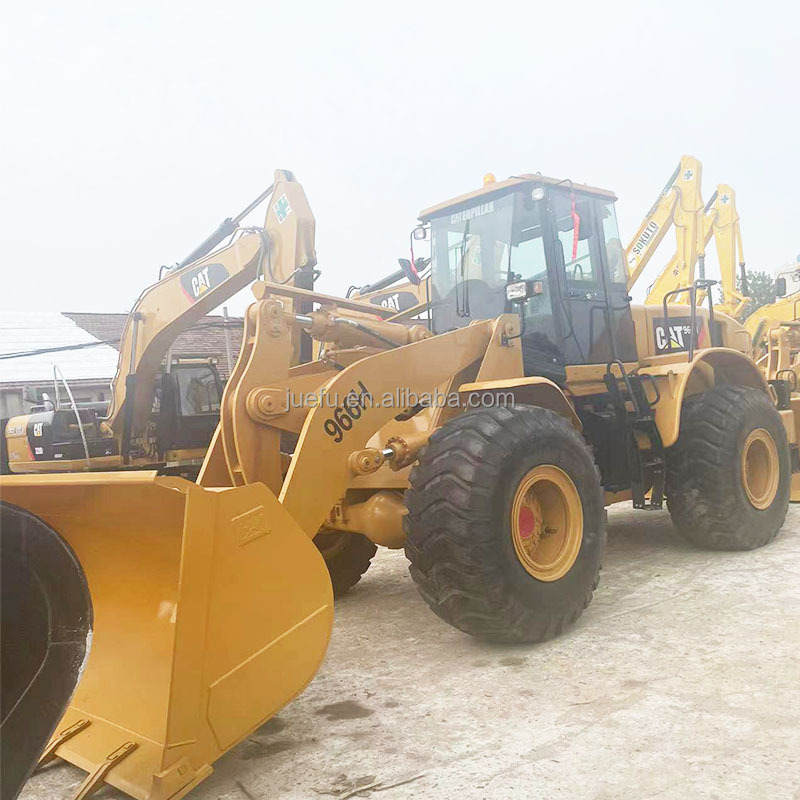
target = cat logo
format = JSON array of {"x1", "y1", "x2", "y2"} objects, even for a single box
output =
[
  {"x1": 653, "y1": 316, "x2": 702, "y2": 354},
  {"x1": 369, "y1": 291, "x2": 419, "y2": 314},
  {"x1": 179, "y1": 262, "x2": 230, "y2": 303},
  {"x1": 191, "y1": 267, "x2": 211, "y2": 297},
  {"x1": 33, "y1": 422, "x2": 43, "y2": 437},
  {"x1": 380, "y1": 294, "x2": 400, "y2": 311}
]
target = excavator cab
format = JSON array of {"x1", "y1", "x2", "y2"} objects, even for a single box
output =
[
  {"x1": 424, "y1": 175, "x2": 637, "y2": 376},
  {"x1": 3, "y1": 362, "x2": 224, "y2": 475},
  {"x1": 155, "y1": 360, "x2": 223, "y2": 459}
]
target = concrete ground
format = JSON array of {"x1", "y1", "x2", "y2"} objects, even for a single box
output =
[{"x1": 22, "y1": 505, "x2": 800, "y2": 800}]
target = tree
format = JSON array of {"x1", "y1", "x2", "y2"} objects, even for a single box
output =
[{"x1": 739, "y1": 270, "x2": 776, "y2": 318}]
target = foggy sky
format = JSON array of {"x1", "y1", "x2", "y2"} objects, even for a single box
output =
[{"x1": 1, "y1": 0, "x2": 797, "y2": 317}]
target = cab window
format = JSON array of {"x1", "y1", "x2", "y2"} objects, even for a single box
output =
[
  {"x1": 550, "y1": 193, "x2": 600, "y2": 285},
  {"x1": 176, "y1": 366, "x2": 221, "y2": 416},
  {"x1": 600, "y1": 201, "x2": 626, "y2": 284},
  {"x1": 510, "y1": 195, "x2": 559, "y2": 348}
]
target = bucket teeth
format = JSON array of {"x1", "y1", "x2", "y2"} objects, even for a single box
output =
[
  {"x1": 38, "y1": 719, "x2": 91, "y2": 768},
  {"x1": 70, "y1": 741, "x2": 138, "y2": 800}
]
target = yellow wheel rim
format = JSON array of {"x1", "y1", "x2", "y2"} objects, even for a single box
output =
[
  {"x1": 510, "y1": 465, "x2": 583, "y2": 582},
  {"x1": 740, "y1": 428, "x2": 779, "y2": 510}
]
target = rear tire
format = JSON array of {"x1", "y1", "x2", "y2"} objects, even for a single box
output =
[
  {"x1": 404, "y1": 405, "x2": 605, "y2": 643},
  {"x1": 666, "y1": 385, "x2": 790, "y2": 550},
  {"x1": 313, "y1": 530, "x2": 376, "y2": 596}
]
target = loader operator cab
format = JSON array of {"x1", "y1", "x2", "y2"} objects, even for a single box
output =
[{"x1": 423, "y1": 175, "x2": 637, "y2": 380}]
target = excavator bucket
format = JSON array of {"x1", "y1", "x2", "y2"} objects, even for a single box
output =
[{"x1": 0, "y1": 471, "x2": 333, "y2": 800}]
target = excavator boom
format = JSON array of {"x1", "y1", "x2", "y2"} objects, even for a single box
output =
[{"x1": 627, "y1": 156, "x2": 751, "y2": 321}]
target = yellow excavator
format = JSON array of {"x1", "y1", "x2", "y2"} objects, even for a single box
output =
[
  {"x1": 3, "y1": 169, "x2": 797, "y2": 800},
  {"x1": 1, "y1": 171, "x2": 406, "y2": 477},
  {"x1": 628, "y1": 157, "x2": 800, "y2": 364},
  {"x1": 2, "y1": 170, "x2": 318, "y2": 476}
]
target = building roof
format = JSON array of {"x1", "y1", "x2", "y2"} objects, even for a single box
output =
[
  {"x1": 63, "y1": 313, "x2": 244, "y2": 379},
  {"x1": 0, "y1": 311, "x2": 244, "y2": 386}
]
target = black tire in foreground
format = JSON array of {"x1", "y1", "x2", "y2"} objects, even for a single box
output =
[
  {"x1": 313, "y1": 530, "x2": 377, "y2": 596},
  {"x1": 404, "y1": 405, "x2": 605, "y2": 643},
  {"x1": 1, "y1": 503, "x2": 92, "y2": 800},
  {"x1": 666, "y1": 385, "x2": 790, "y2": 550}
]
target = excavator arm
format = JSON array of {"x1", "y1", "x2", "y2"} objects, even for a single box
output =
[
  {"x1": 104, "y1": 170, "x2": 317, "y2": 451},
  {"x1": 709, "y1": 184, "x2": 749, "y2": 318},
  {"x1": 627, "y1": 157, "x2": 750, "y2": 319},
  {"x1": 626, "y1": 155, "x2": 703, "y2": 291},
  {"x1": 645, "y1": 185, "x2": 749, "y2": 315}
]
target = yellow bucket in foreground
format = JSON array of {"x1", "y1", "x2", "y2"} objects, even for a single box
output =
[{"x1": 1, "y1": 471, "x2": 333, "y2": 800}]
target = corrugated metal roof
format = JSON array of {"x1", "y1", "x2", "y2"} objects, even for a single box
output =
[{"x1": 0, "y1": 311, "x2": 121, "y2": 383}]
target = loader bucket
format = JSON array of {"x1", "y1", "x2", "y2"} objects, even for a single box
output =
[
  {"x1": 1, "y1": 503, "x2": 92, "y2": 800},
  {"x1": 0, "y1": 471, "x2": 333, "y2": 800}
]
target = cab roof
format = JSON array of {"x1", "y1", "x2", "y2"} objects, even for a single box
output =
[{"x1": 418, "y1": 173, "x2": 617, "y2": 222}]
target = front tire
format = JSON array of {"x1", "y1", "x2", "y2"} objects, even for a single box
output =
[
  {"x1": 313, "y1": 530, "x2": 376, "y2": 596},
  {"x1": 666, "y1": 385, "x2": 790, "y2": 550},
  {"x1": 404, "y1": 406, "x2": 605, "y2": 643}
]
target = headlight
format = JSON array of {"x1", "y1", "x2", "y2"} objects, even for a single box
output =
[{"x1": 505, "y1": 281, "x2": 529, "y2": 302}]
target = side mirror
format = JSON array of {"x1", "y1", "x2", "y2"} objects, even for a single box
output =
[
  {"x1": 398, "y1": 258, "x2": 422, "y2": 286},
  {"x1": 776, "y1": 276, "x2": 787, "y2": 297},
  {"x1": 412, "y1": 225, "x2": 428, "y2": 241}
]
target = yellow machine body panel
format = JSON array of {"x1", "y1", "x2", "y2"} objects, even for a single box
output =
[
  {"x1": 744, "y1": 290, "x2": 800, "y2": 355},
  {"x1": 0, "y1": 471, "x2": 332, "y2": 800}
]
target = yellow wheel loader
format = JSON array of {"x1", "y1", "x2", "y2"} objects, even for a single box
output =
[{"x1": 2, "y1": 170, "x2": 797, "y2": 800}]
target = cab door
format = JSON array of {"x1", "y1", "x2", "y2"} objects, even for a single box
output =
[{"x1": 546, "y1": 191, "x2": 636, "y2": 365}]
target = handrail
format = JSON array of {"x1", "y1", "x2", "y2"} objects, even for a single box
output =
[
  {"x1": 53, "y1": 365, "x2": 91, "y2": 470},
  {"x1": 606, "y1": 359, "x2": 642, "y2": 417},
  {"x1": 661, "y1": 279, "x2": 718, "y2": 362}
]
